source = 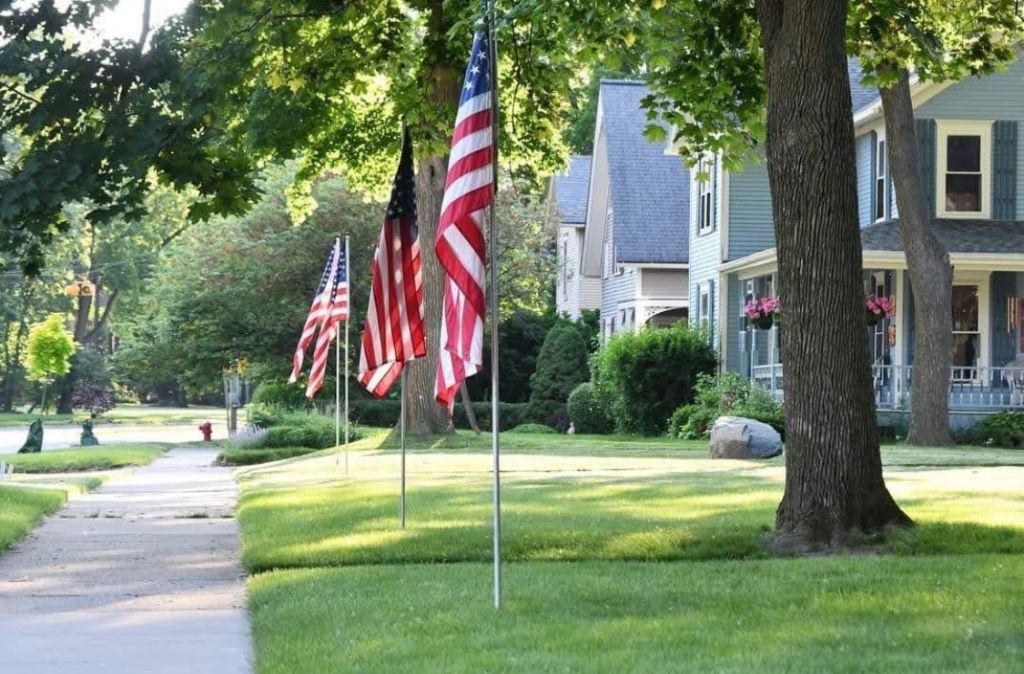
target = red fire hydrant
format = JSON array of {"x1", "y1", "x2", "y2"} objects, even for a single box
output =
[{"x1": 199, "y1": 421, "x2": 213, "y2": 442}]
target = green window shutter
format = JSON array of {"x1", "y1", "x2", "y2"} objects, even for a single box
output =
[
  {"x1": 869, "y1": 130, "x2": 877, "y2": 222},
  {"x1": 915, "y1": 119, "x2": 936, "y2": 218},
  {"x1": 992, "y1": 120, "x2": 1018, "y2": 220}
]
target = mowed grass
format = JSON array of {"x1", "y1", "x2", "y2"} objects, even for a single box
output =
[
  {"x1": 218, "y1": 446, "x2": 321, "y2": 466},
  {"x1": 0, "y1": 484, "x2": 66, "y2": 552},
  {"x1": 250, "y1": 556, "x2": 1024, "y2": 674},
  {"x1": 0, "y1": 443, "x2": 168, "y2": 473},
  {"x1": 237, "y1": 436, "x2": 1024, "y2": 572}
]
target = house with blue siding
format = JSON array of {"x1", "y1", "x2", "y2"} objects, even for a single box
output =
[
  {"x1": 550, "y1": 155, "x2": 601, "y2": 320},
  {"x1": 692, "y1": 57, "x2": 1024, "y2": 418},
  {"x1": 577, "y1": 81, "x2": 690, "y2": 339}
]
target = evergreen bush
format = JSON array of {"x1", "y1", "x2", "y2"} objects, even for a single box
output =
[
  {"x1": 527, "y1": 320, "x2": 590, "y2": 430},
  {"x1": 667, "y1": 373, "x2": 785, "y2": 439},
  {"x1": 593, "y1": 324, "x2": 717, "y2": 435},
  {"x1": 251, "y1": 381, "x2": 309, "y2": 410}
]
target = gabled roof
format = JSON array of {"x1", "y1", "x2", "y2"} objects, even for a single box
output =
[
  {"x1": 552, "y1": 155, "x2": 592, "y2": 226},
  {"x1": 861, "y1": 219, "x2": 1024, "y2": 254},
  {"x1": 847, "y1": 58, "x2": 878, "y2": 115},
  {"x1": 599, "y1": 80, "x2": 689, "y2": 264}
]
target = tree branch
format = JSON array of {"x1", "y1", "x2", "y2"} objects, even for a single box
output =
[
  {"x1": 0, "y1": 81, "x2": 41, "y2": 105},
  {"x1": 85, "y1": 287, "x2": 120, "y2": 344},
  {"x1": 160, "y1": 223, "x2": 190, "y2": 248},
  {"x1": 136, "y1": 0, "x2": 153, "y2": 56}
]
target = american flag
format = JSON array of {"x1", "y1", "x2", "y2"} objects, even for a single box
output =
[
  {"x1": 288, "y1": 243, "x2": 340, "y2": 384},
  {"x1": 434, "y1": 28, "x2": 494, "y2": 409},
  {"x1": 358, "y1": 126, "x2": 426, "y2": 398},
  {"x1": 304, "y1": 240, "x2": 349, "y2": 399}
]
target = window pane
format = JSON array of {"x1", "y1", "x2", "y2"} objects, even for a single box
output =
[
  {"x1": 945, "y1": 174, "x2": 981, "y2": 212},
  {"x1": 947, "y1": 135, "x2": 980, "y2": 172},
  {"x1": 953, "y1": 334, "x2": 979, "y2": 368},
  {"x1": 875, "y1": 178, "x2": 885, "y2": 219},
  {"x1": 951, "y1": 285, "x2": 979, "y2": 332},
  {"x1": 877, "y1": 141, "x2": 885, "y2": 177}
]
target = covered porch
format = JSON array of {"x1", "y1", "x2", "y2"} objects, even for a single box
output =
[{"x1": 720, "y1": 222, "x2": 1024, "y2": 414}]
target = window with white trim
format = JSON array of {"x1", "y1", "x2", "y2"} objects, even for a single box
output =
[
  {"x1": 874, "y1": 134, "x2": 887, "y2": 221},
  {"x1": 698, "y1": 284, "x2": 710, "y2": 330},
  {"x1": 937, "y1": 121, "x2": 992, "y2": 219},
  {"x1": 696, "y1": 156, "x2": 715, "y2": 235}
]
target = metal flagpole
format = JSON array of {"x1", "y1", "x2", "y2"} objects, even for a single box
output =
[
  {"x1": 486, "y1": 0, "x2": 502, "y2": 611},
  {"x1": 334, "y1": 236, "x2": 341, "y2": 466},
  {"x1": 344, "y1": 235, "x2": 351, "y2": 475},
  {"x1": 399, "y1": 368, "x2": 407, "y2": 529}
]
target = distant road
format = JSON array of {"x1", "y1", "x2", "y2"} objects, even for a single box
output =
[{"x1": 0, "y1": 420, "x2": 229, "y2": 452}]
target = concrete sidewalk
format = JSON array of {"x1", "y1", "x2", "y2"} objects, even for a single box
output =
[{"x1": 0, "y1": 448, "x2": 251, "y2": 673}]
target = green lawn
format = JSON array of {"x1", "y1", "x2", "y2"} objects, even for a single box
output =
[
  {"x1": 250, "y1": 556, "x2": 1024, "y2": 674},
  {"x1": 238, "y1": 435, "x2": 1024, "y2": 673},
  {"x1": 0, "y1": 443, "x2": 168, "y2": 473},
  {"x1": 0, "y1": 484, "x2": 67, "y2": 552}
]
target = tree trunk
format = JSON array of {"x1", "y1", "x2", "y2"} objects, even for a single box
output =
[
  {"x1": 756, "y1": 0, "x2": 912, "y2": 548},
  {"x1": 879, "y1": 73, "x2": 954, "y2": 446}
]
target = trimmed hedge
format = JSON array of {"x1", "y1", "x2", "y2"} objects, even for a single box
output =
[
  {"x1": 507, "y1": 423, "x2": 556, "y2": 434},
  {"x1": 526, "y1": 320, "x2": 590, "y2": 430},
  {"x1": 566, "y1": 382, "x2": 615, "y2": 434},
  {"x1": 959, "y1": 412, "x2": 1024, "y2": 448},
  {"x1": 217, "y1": 446, "x2": 319, "y2": 466},
  {"x1": 350, "y1": 399, "x2": 402, "y2": 427}
]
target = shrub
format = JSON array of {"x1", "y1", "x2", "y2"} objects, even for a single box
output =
[
  {"x1": 668, "y1": 373, "x2": 785, "y2": 440},
  {"x1": 251, "y1": 381, "x2": 308, "y2": 410},
  {"x1": 217, "y1": 446, "x2": 319, "y2": 466},
  {"x1": 350, "y1": 399, "x2": 402, "y2": 427},
  {"x1": 453, "y1": 402, "x2": 529, "y2": 431},
  {"x1": 527, "y1": 320, "x2": 590, "y2": 430},
  {"x1": 593, "y1": 324, "x2": 718, "y2": 435},
  {"x1": 264, "y1": 417, "x2": 365, "y2": 449},
  {"x1": 566, "y1": 383, "x2": 615, "y2": 434},
  {"x1": 960, "y1": 412, "x2": 1024, "y2": 448},
  {"x1": 507, "y1": 423, "x2": 556, "y2": 434},
  {"x1": 227, "y1": 427, "x2": 269, "y2": 449}
]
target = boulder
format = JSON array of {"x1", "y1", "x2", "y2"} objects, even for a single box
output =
[{"x1": 709, "y1": 416, "x2": 783, "y2": 459}]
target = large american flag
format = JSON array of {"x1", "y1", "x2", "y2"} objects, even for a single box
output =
[
  {"x1": 358, "y1": 126, "x2": 426, "y2": 398},
  {"x1": 434, "y1": 29, "x2": 494, "y2": 409},
  {"x1": 288, "y1": 243, "x2": 341, "y2": 384},
  {"x1": 304, "y1": 240, "x2": 349, "y2": 399}
]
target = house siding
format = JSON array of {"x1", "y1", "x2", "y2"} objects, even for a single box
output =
[
  {"x1": 726, "y1": 159, "x2": 775, "y2": 259},
  {"x1": 915, "y1": 57, "x2": 1024, "y2": 219},
  {"x1": 856, "y1": 132, "x2": 874, "y2": 227},
  {"x1": 601, "y1": 268, "x2": 639, "y2": 335},
  {"x1": 640, "y1": 269, "x2": 687, "y2": 298},
  {"x1": 688, "y1": 158, "x2": 723, "y2": 352}
]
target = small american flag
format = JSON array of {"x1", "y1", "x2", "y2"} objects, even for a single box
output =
[
  {"x1": 434, "y1": 28, "x2": 494, "y2": 409},
  {"x1": 304, "y1": 240, "x2": 349, "y2": 399},
  {"x1": 288, "y1": 244, "x2": 340, "y2": 384},
  {"x1": 358, "y1": 126, "x2": 426, "y2": 397}
]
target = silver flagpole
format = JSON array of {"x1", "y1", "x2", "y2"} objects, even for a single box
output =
[
  {"x1": 334, "y1": 236, "x2": 341, "y2": 466},
  {"x1": 486, "y1": 0, "x2": 502, "y2": 611},
  {"x1": 344, "y1": 235, "x2": 351, "y2": 475},
  {"x1": 399, "y1": 368, "x2": 407, "y2": 529}
]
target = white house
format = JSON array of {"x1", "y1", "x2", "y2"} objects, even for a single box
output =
[{"x1": 551, "y1": 155, "x2": 600, "y2": 320}]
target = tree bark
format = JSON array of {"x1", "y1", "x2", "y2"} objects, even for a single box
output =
[
  {"x1": 756, "y1": 0, "x2": 912, "y2": 548},
  {"x1": 879, "y1": 73, "x2": 954, "y2": 446}
]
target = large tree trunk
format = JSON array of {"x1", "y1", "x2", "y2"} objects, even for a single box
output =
[
  {"x1": 756, "y1": 0, "x2": 912, "y2": 548},
  {"x1": 879, "y1": 73, "x2": 954, "y2": 446}
]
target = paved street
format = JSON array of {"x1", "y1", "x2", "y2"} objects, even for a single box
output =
[{"x1": 0, "y1": 421, "x2": 228, "y2": 453}]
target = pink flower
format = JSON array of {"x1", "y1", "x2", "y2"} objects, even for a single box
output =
[
  {"x1": 745, "y1": 295, "x2": 781, "y2": 321},
  {"x1": 865, "y1": 294, "x2": 895, "y2": 318}
]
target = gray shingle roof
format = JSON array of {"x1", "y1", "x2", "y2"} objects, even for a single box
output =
[
  {"x1": 552, "y1": 155, "x2": 591, "y2": 225},
  {"x1": 861, "y1": 219, "x2": 1024, "y2": 254},
  {"x1": 599, "y1": 81, "x2": 689, "y2": 264},
  {"x1": 848, "y1": 58, "x2": 878, "y2": 114}
]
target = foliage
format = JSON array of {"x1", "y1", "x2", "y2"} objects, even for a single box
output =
[
  {"x1": 593, "y1": 324, "x2": 717, "y2": 436},
  {"x1": 218, "y1": 446, "x2": 321, "y2": 466},
  {"x1": 71, "y1": 381, "x2": 116, "y2": 418},
  {"x1": 349, "y1": 399, "x2": 402, "y2": 429},
  {"x1": 264, "y1": 417, "x2": 365, "y2": 449},
  {"x1": 251, "y1": 381, "x2": 309, "y2": 411},
  {"x1": 959, "y1": 412, "x2": 1024, "y2": 448},
  {"x1": 227, "y1": 427, "x2": 270, "y2": 450},
  {"x1": 453, "y1": 402, "x2": 531, "y2": 432},
  {"x1": 566, "y1": 382, "x2": 615, "y2": 435},
  {"x1": 668, "y1": 373, "x2": 785, "y2": 440},
  {"x1": 506, "y1": 423, "x2": 556, "y2": 434},
  {"x1": 23, "y1": 315, "x2": 75, "y2": 383},
  {"x1": 527, "y1": 320, "x2": 590, "y2": 430}
]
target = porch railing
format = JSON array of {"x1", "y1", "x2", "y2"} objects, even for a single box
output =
[{"x1": 749, "y1": 363, "x2": 1024, "y2": 411}]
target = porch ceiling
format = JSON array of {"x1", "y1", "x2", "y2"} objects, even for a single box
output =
[{"x1": 862, "y1": 219, "x2": 1024, "y2": 255}]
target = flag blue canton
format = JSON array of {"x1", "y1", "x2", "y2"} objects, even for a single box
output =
[
  {"x1": 386, "y1": 126, "x2": 418, "y2": 238},
  {"x1": 313, "y1": 247, "x2": 336, "y2": 297},
  {"x1": 459, "y1": 29, "x2": 491, "y2": 105},
  {"x1": 336, "y1": 246, "x2": 347, "y2": 282}
]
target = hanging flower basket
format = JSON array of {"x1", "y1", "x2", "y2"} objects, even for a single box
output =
[
  {"x1": 744, "y1": 296, "x2": 780, "y2": 331},
  {"x1": 865, "y1": 294, "x2": 895, "y2": 327}
]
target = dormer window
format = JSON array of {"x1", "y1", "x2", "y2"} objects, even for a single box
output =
[
  {"x1": 937, "y1": 121, "x2": 991, "y2": 219},
  {"x1": 874, "y1": 134, "x2": 887, "y2": 221},
  {"x1": 697, "y1": 156, "x2": 715, "y2": 235}
]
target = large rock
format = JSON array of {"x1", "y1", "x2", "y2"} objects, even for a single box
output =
[{"x1": 709, "y1": 416, "x2": 783, "y2": 459}]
